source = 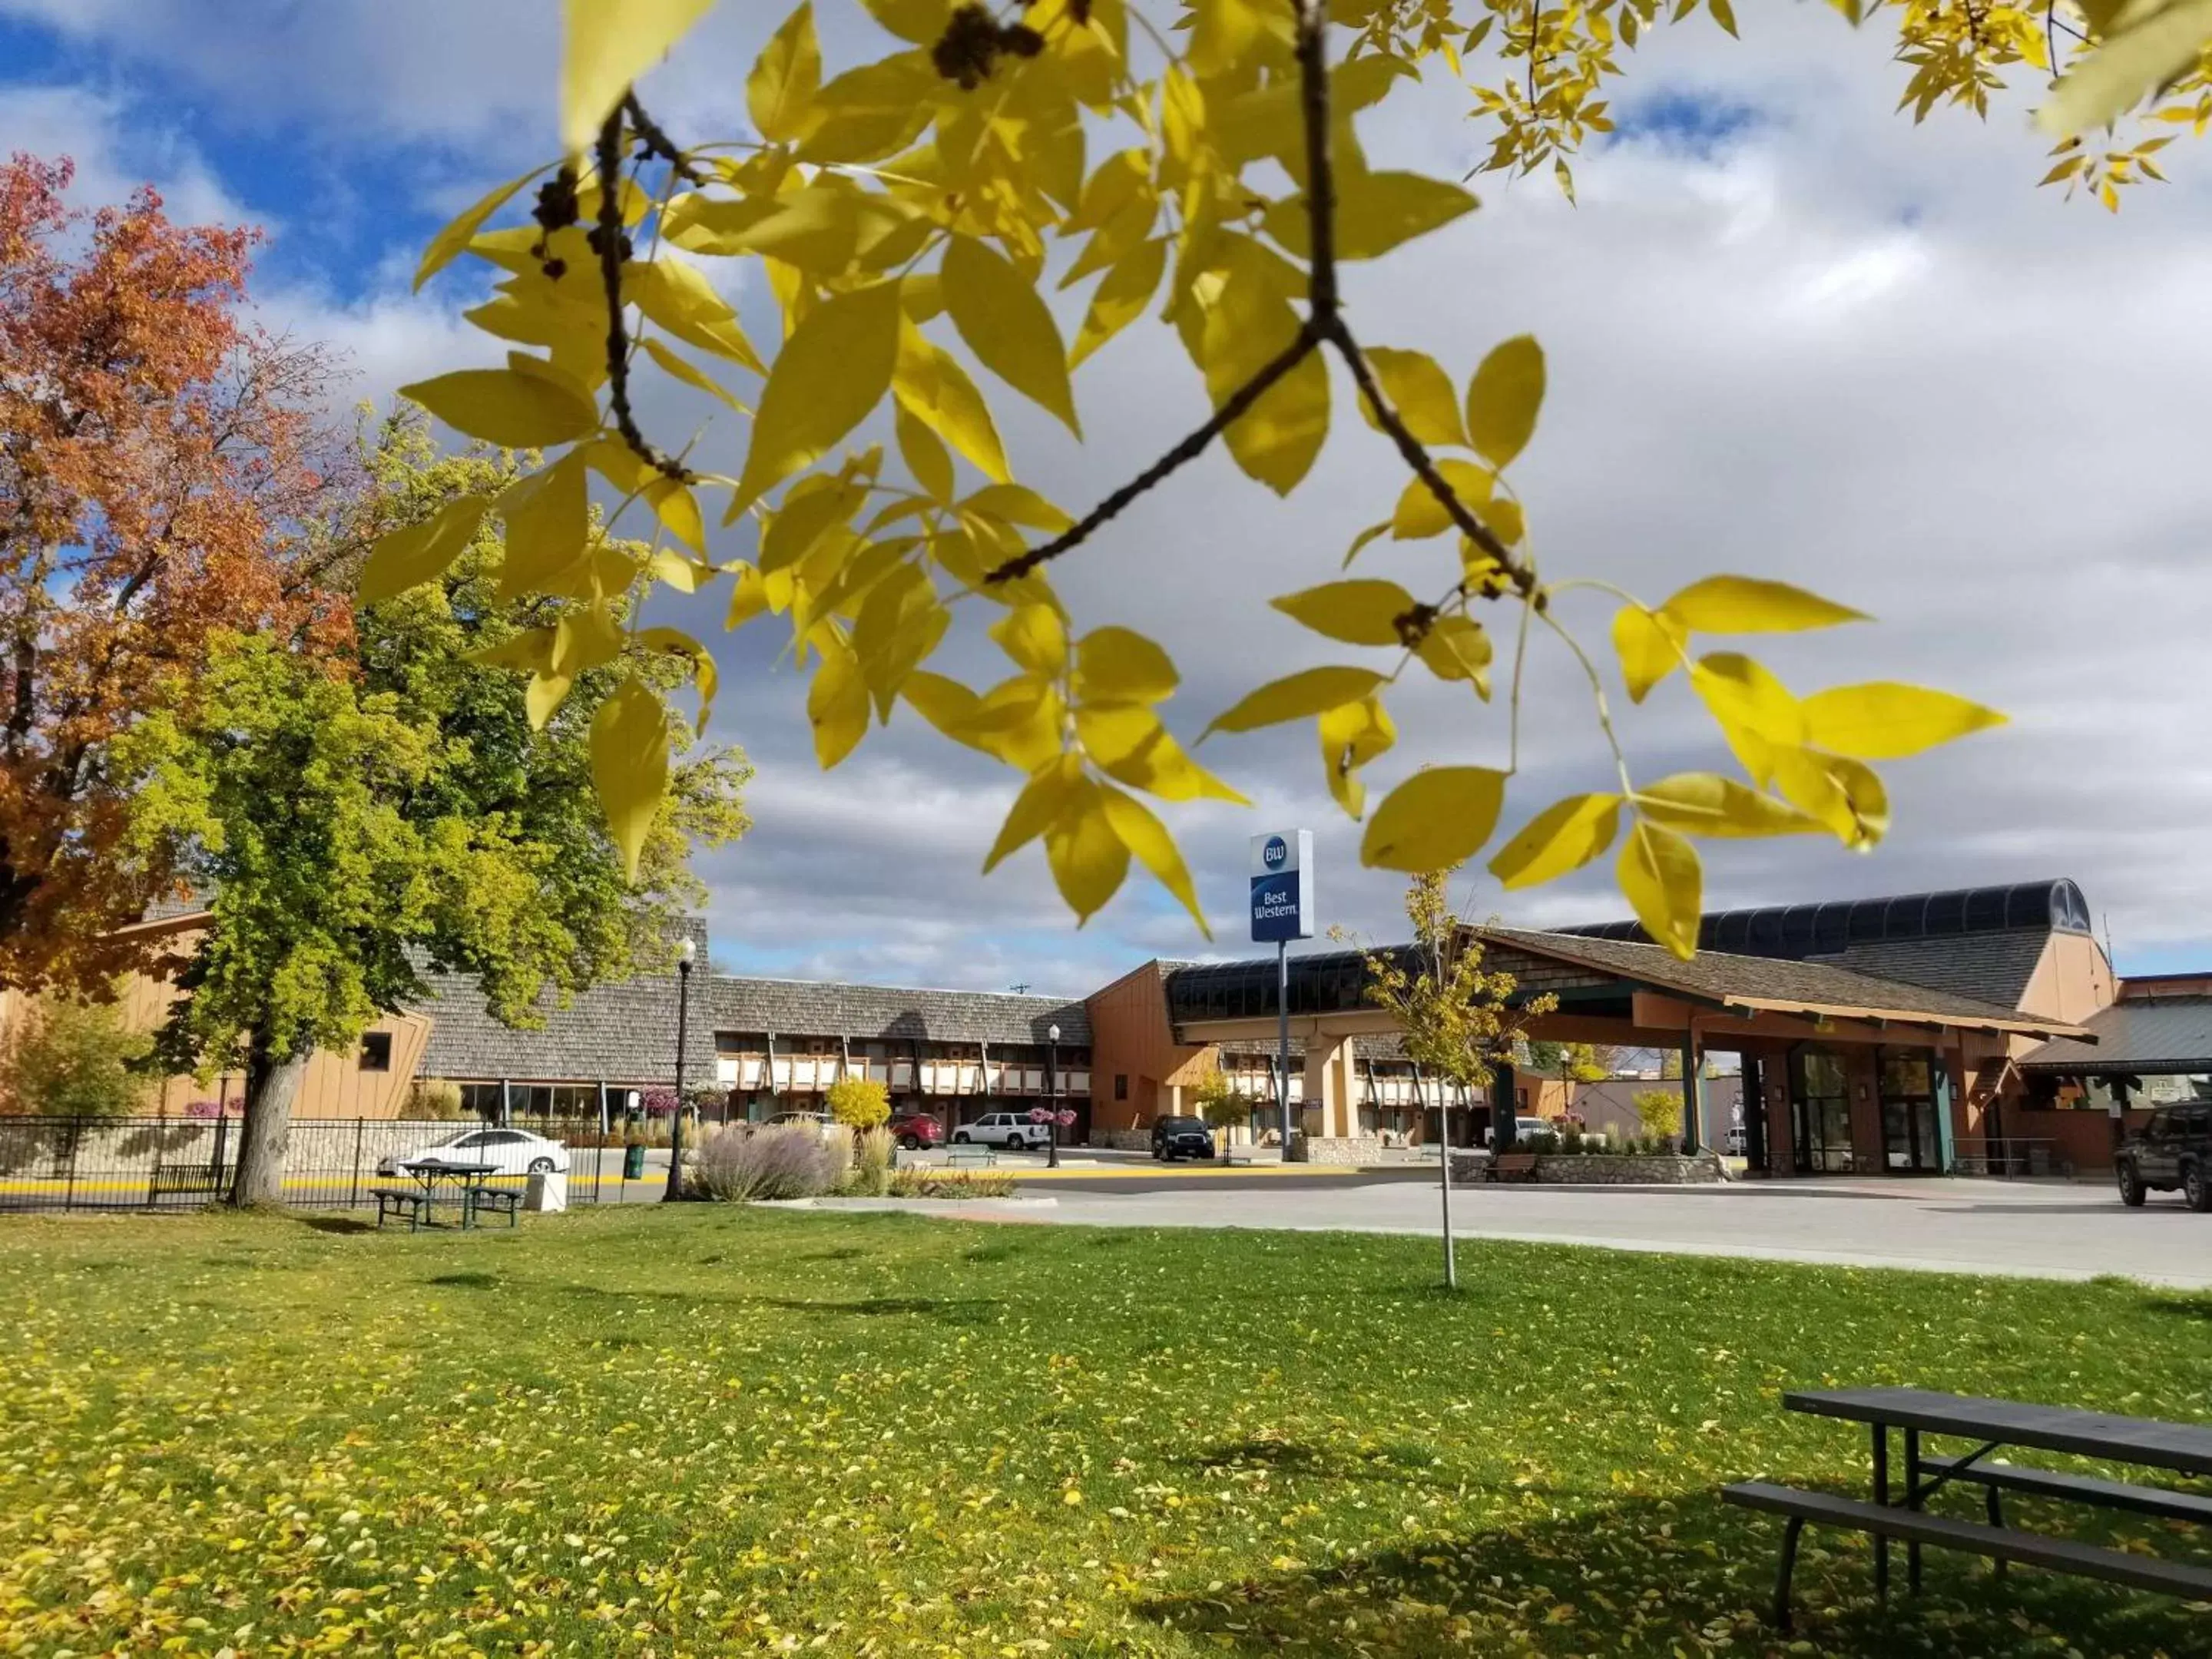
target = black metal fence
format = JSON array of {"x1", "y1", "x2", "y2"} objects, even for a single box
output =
[{"x1": 0, "y1": 1116, "x2": 659, "y2": 1214}]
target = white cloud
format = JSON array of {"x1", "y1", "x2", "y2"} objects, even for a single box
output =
[
  {"x1": 9, "y1": 2, "x2": 2212, "y2": 987},
  {"x1": 0, "y1": 82, "x2": 247, "y2": 226}
]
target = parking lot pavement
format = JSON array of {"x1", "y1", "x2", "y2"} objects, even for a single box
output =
[{"x1": 929, "y1": 1174, "x2": 2212, "y2": 1289}]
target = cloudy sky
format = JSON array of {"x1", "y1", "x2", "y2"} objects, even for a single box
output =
[{"x1": 4, "y1": 2, "x2": 2208, "y2": 996}]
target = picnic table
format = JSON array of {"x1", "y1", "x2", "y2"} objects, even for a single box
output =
[
  {"x1": 1726, "y1": 1386, "x2": 2212, "y2": 1631},
  {"x1": 376, "y1": 1160, "x2": 499, "y2": 1230}
]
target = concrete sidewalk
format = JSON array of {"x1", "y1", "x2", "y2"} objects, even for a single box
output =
[{"x1": 826, "y1": 1174, "x2": 2212, "y2": 1289}]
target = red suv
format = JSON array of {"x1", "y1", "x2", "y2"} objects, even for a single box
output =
[{"x1": 889, "y1": 1110, "x2": 944, "y2": 1151}]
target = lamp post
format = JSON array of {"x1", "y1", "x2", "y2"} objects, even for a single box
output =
[
  {"x1": 664, "y1": 939, "x2": 695, "y2": 1203},
  {"x1": 1045, "y1": 1024, "x2": 1061, "y2": 1169}
]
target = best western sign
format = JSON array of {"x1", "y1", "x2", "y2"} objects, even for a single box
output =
[{"x1": 1249, "y1": 830, "x2": 1314, "y2": 943}]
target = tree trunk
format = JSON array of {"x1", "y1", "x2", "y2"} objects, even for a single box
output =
[{"x1": 227, "y1": 1028, "x2": 306, "y2": 1208}]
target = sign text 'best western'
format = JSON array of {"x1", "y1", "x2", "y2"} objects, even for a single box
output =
[{"x1": 1249, "y1": 830, "x2": 1314, "y2": 943}]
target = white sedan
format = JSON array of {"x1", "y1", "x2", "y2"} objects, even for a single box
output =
[{"x1": 379, "y1": 1127, "x2": 570, "y2": 1177}]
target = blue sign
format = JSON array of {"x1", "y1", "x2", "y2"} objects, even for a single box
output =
[{"x1": 1250, "y1": 830, "x2": 1314, "y2": 943}]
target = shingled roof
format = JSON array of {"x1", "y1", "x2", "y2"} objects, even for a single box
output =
[
  {"x1": 1485, "y1": 928, "x2": 2088, "y2": 1038},
  {"x1": 702, "y1": 977, "x2": 1088, "y2": 1047},
  {"x1": 2021, "y1": 996, "x2": 2212, "y2": 1075}
]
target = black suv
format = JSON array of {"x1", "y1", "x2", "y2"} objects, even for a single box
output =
[
  {"x1": 2115, "y1": 1103, "x2": 2212, "y2": 1210},
  {"x1": 1151, "y1": 1115, "x2": 1217, "y2": 1161}
]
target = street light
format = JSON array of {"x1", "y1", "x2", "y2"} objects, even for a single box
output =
[
  {"x1": 1045, "y1": 1023, "x2": 1061, "y2": 1169},
  {"x1": 664, "y1": 938, "x2": 695, "y2": 1203}
]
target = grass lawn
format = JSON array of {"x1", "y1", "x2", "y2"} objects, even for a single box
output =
[{"x1": 2, "y1": 1206, "x2": 2208, "y2": 1657}]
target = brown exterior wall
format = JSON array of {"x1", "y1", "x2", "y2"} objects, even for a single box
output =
[{"x1": 1084, "y1": 961, "x2": 1212, "y2": 1136}]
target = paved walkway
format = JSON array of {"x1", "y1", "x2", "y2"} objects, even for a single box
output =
[{"x1": 826, "y1": 1175, "x2": 2212, "y2": 1290}]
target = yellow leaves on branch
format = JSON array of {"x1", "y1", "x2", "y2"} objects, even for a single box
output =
[
  {"x1": 562, "y1": 0, "x2": 717, "y2": 153},
  {"x1": 591, "y1": 678, "x2": 671, "y2": 880}
]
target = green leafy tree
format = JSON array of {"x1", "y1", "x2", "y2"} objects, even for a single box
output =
[
  {"x1": 351, "y1": 0, "x2": 2211, "y2": 954},
  {"x1": 826, "y1": 1074, "x2": 891, "y2": 1130},
  {"x1": 0, "y1": 990, "x2": 152, "y2": 1118},
  {"x1": 1562, "y1": 1042, "x2": 1611, "y2": 1084},
  {"x1": 127, "y1": 421, "x2": 750, "y2": 1206},
  {"x1": 1522, "y1": 1038, "x2": 1564, "y2": 1075},
  {"x1": 1187, "y1": 1064, "x2": 1244, "y2": 1137}
]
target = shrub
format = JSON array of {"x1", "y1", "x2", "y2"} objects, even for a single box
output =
[
  {"x1": 0, "y1": 992, "x2": 152, "y2": 1118},
  {"x1": 846, "y1": 1126, "x2": 895, "y2": 1196},
  {"x1": 1631, "y1": 1089, "x2": 1683, "y2": 1145},
  {"x1": 886, "y1": 1167, "x2": 1017, "y2": 1199},
  {"x1": 692, "y1": 1124, "x2": 839, "y2": 1202},
  {"x1": 409, "y1": 1078, "x2": 465, "y2": 1119},
  {"x1": 826, "y1": 1075, "x2": 890, "y2": 1130}
]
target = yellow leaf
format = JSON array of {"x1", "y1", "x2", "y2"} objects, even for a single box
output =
[
  {"x1": 627, "y1": 259, "x2": 766, "y2": 373},
  {"x1": 1634, "y1": 773, "x2": 1822, "y2": 838},
  {"x1": 415, "y1": 164, "x2": 550, "y2": 291},
  {"x1": 1390, "y1": 461, "x2": 1493, "y2": 539},
  {"x1": 1612, "y1": 604, "x2": 1687, "y2": 704},
  {"x1": 1045, "y1": 779, "x2": 1130, "y2": 923},
  {"x1": 943, "y1": 235, "x2": 1081, "y2": 434},
  {"x1": 1799, "y1": 682, "x2": 2006, "y2": 760},
  {"x1": 807, "y1": 637, "x2": 871, "y2": 767},
  {"x1": 399, "y1": 367, "x2": 599, "y2": 447},
  {"x1": 641, "y1": 337, "x2": 752, "y2": 414},
  {"x1": 495, "y1": 452, "x2": 589, "y2": 599},
  {"x1": 1071, "y1": 237, "x2": 1167, "y2": 368},
  {"x1": 644, "y1": 478, "x2": 707, "y2": 554},
  {"x1": 990, "y1": 604, "x2": 1067, "y2": 677},
  {"x1": 1100, "y1": 783, "x2": 1209, "y2": 933},
  {"x1": 796, "y1": 52, "x2": 938, "y2": 164},
  {"x1": 985, "y1": 755, "x2": 1082, "y2": 873},
  {"x1": 1341, "y1": 521, "x2": 1391, "y2": 569},
  {"x1": 1488, "y1": 793, "x2": 1621, "y2": 889},
  {"x1": 1075, "y1": 704, "x2": 1244, "y2": 803},
  {"x1": 1689, "y1": 653, "x2": 1806, "y2": 783},
  {"x1": 1415, "y1": 614, "x2": 1491, "y2": 694},
  {"x1": 1267, "y1": 171, "x2": 1478, "y2": 260},
  {"x1": 734, "y1": 279, "x2": 902, "y2": 509},
  {"x1": 1771, "y1": 747, "x2": 1891, "y2": 849},
  {"x1": 1075, "y1": 627, "x2": 1179, "y2": 704},
  {"x1": 1317, "y1": 694, "x2": 1396, "y2": 819},
  {"x1": 1357, "y1": 347, "x2": 1469, "y2": 449},
  {"x1": 901, "y1": 671, "x2": 986, "y2": 747},
  {"x1": 562, "y1": 0, "x2": 717, "y2": 154},
  {"x1": 1617, "y1": 818, "x2": 1701, "y2": 958},
  {"x1": 958, "y1": 675, "x2": 1065, "y2": 772},
  {"x1": 894, "y1": 326, "x2": 1012, "y2": 484},
  {"x1": 358, "y1": 494, "x2": 492, "y2": 604},
  {"x1": 1709, "y1": 0, "x2": 1739, "y2": 35},
  {"x1": 860, "y1": 0, "x2": 951, "y2": 45},
  {"x1": 636, "y1": 624, "x2": 720, "y2": 725},
  {"x1": 527, "y1": 671, "x2": 575, "y2": 730},
  {"x1": 1658, "y1": 576, "x2": 1868, "y2": 635},
  {"x1": 962, "y1": 484, "x2": 1075, "y2": 532},
  {"x1": 1464, "y1": 334, "x2": 1545, "y2": 469},
  {"x1": 1205, "y1": 666, "x2": 1386, "y2": 736},
  {"x1": 1359, "y1": 766, "x2": 1507, "y2": 872},
  {"x1": 2037, "y1": 0, "x2": 2212, "y2": 137},
  {"x1": 591, "y1": 678, "x2": 671, "y2": 882},
  {"x1": 895, "y1": 401, "x2": 955, "y2": 502},
  {"x1": 1270, "y1": 579, "x2": 1419, "y2": 647},
  {"x1": 555, "y1": 598, "x2": 627, "y2": 675},
  {"x1": 1199, "y1": 241, "x2": 1326, "y2": 493},
  {"x1": 726, "y1": 560, "x2": 770, "y2": 628},
  {"x1": 748, "y1": 2, "x2": 821, "y2": 142}
]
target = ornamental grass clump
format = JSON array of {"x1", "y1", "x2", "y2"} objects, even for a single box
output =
[
  {"x1": 846, "y1": 1126, "x2": 895, "y2": 1196},
  {"x1": 692, "y1": 1124, "x2": 839, "y2": 1202}
]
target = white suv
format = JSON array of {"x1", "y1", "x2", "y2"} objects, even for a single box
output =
[{"x1": 952, "y1": 1111, "x2": 1048, "y2": 1150}]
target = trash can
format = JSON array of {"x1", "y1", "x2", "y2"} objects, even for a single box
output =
[
  {"x1": 622, "y1": 1142, "x2": 647, "y2": 1181},
  {"x1": 525, "y1": 1169, "x2": 568, "y2": 1212}
]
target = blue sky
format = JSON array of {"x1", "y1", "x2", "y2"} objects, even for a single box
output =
[{"x1": 4, "y1": 2, "x2": 2210, "y2": 990}]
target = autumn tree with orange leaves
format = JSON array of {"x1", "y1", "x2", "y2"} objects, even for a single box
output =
[{"x1": 0, "y1": 153, "x2": 346, "y2": 990}]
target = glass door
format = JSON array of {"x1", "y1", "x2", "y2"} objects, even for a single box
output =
[
  {"x1": 1879, "y1": 1053, "x2": 1941, "y2": 1173},
  {"x1": 1790, "y1": 1050, "x2": 1855, "y2": 1174}
]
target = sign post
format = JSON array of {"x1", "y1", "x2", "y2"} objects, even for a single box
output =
[{"x1": 1250, "y1": 832, "x2": 1314, "y2": 1157}]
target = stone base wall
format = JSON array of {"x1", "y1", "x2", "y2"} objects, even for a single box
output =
[
  {"x1": 1299, "y1": 1135, "x2": 1386, "y2": 1166},
  {"x1": 1091, "y1": 1128, "x2": 1151, "y2": 1152}
]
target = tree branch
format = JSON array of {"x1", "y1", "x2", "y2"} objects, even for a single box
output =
[
  {"x1": 594, "y1": 108, "x2": 692, "y2": 483},
  {"x1": 623, "y1": 94, "x2": 707, "y2": 185}
]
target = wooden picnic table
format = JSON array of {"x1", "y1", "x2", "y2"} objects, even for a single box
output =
[{"x1": 1724, "y1": 1386, "x2": 2212, "y2": 1631}]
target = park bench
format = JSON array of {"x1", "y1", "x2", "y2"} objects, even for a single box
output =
[
  {"x1": 147, "y1": 1161, "x2": 230, "y2": 1205},
  {"x1": 469, "y1": 1184, "x2": 523, "y2": 1226},
  {"x1": 1487, "y1": 1151, "x2": 1538, "y2": 1183},
  {"x1": 372, "y1": 1186, "x2": 432, "y2": 1230},
  {"x1": 945, "y1": 1146, "x2": 997, "y2": 1167},
  {"x1": 1726, "y1": 1387, "x2": 2212, "y2": 1634}
]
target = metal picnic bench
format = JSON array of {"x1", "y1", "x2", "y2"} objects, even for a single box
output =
[
  {"x1": 1724, "y1": 1386, "x2": 2212, "y2": 1633},
  {"x1": 944, "y1": 1146, "x2": 998, "y2": 1168}
]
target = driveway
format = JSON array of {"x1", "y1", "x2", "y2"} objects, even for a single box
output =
[{"x1": 857, "y1": 1174, "x2": 2212, "y2": 1290}]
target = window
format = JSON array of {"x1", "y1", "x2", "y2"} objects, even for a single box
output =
[
  {"x1": 1114, "y1": 1074, "x2": 1128, "y2": 1101},
  {"x1": 359, "y1": 1031, "x2": 392, "y2": 1071}
]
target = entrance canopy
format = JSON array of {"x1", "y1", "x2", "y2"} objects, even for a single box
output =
[{"x1": 2020, "y1": 996, "x2": 2212, "y2": 1079}]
